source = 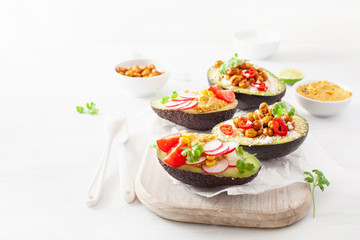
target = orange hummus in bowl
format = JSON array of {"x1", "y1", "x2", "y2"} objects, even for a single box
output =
[
  {"x1": 296, "y1": 80, "x2": 352, "y2": 102},
  {"x1": 293, "y1": 79, "x2": 353, "y2": 117}
]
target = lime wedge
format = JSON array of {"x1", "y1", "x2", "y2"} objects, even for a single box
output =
[{"x1": 278, "y1": 68, "x2": 304, "y2": 85}]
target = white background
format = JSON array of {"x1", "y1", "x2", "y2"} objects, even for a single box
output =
[
  {"x1": 2, "y1": 0, "x2": 360, "y2": 45},
  {"x1": 1, "y1": 1, "x2": 360, "y2": 240}
]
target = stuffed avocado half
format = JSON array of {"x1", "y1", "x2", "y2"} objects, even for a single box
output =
[
  {"x1": 212, "y1": 102, "x2": 309, "y2": 160},
  {"x1": 151, "y1": 86, "x2": 238, "y2": 130},
  {"x1": 155, "y1": 132, "x2": 261, "y2": 188},
  {"x1": 207, "y1": 54, "x2": 286, "y2": 110}
]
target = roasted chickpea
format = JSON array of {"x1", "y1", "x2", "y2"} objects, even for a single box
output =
[
  {"x1": 260, "y1": 72, "x2": 268, "y2": 81},
  {"x1": 253, "y1": 111, "x2": 259, "y2": 121},
  {"x1": 263, "y1": 128, "x2": 274, "y2": 136},
  {"x1": 233, "y1": 118, "x2": 239, "y2": 128},
  {"x1": 149, "y1": 64, "x2": 155, "y2": 70},
  {"x1": 259, "y1": 102, "x2": 268, "y2": 115},
  {"x1": 225, "y1": 74, "x2": 231, "y2": 80},
  {"x1": 249, "y1": 78, "x2": 256, "y2": 84},
  {"x1": 226, "y1": 67, "x2": 238, "y2": 75},
  {"x1": 239, "y1": 80, "x2": 250, "y2": 88},
  {"x1": 141, "y1": 69, "x2": 150, "y2": 77},
  {"x1": 257, "y1": 129, "x2": 263, "y2": 136},
  {"x1": 245, "y1": 128, "x2": 258, "y2": 138},
  {"x1": 214, "y1": 60, "x2": 224, "y2": 68},
  {"x1": 230, "y1": 75, "x2": 241, "y2": 86},
  {"x1": 131, "y1": 66, "x2": 141, "y2": 73},
  {"x1": 246, "y1": 112, "x2": 254, "y2": 122},
  {"x1": 252, "y1": 120, "x2": 262, "y2": 130},
  {"x1": 133, "y1": 72, "x2": 141, "y2": 77},
  {"x1": 240, "y1": 128, "x2": 246, "y2": 134},
  {"x1": 116, "y1": 66, "x2": 126, "y2": 73},
  {"x1": 268, "y1": 120, "x2": 273, "y2": 129},
  {"x1": 284, "y1": 114, "x2": 293, "y2": 122},
  {"x1": 125, "y1": 70, "x2": 133, "y2": 77},
  {"x1": 268, "y1": 107, "x2": 273, "y2": 116},
  {"x1": 262, "y1": 116, "x2": 273, "y2": 126}
]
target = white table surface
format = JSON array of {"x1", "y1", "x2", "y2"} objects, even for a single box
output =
[{"x1": 0, "y1": 43, "x2": 359, "y2": 239}]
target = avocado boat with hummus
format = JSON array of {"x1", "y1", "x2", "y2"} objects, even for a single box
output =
[
  {"x1": 212, "y1": 102, "x2": 308, "y2": 160},
  {"x1": 155, "y1": 131, "x2": 261, "y2": 187},
  {"x1": 207, "y1": 54, "x2": 286, "y2": 110},
  {"x1": 151, "y1": 85, "x2": 238, "y2": 130}
]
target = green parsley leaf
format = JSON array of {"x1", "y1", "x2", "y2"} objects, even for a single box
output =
[
  {"x1": 76, "y1": 102, "x2": 99, "y2": 115},
  {"x1": 304, "y1": 169, "x2": 330, "y2": 218},
  {"x1": 161, "y1": 96, "x2": 170, "y2": 104},
  {"x1": 272, "y1": 101, "x2": 295, "y2": 118},
  {"x1": 235, "y1": 145, "x2": 255, "y2": 174},
  {"x1": 218, "y1": 53, "x2": 248, "y2": 74},
  {"x1": 181, "y1": 143, "x2": 204, "y2": 163},
  {"x1": 149, "y1": 144, "x2": 158, "y2": 149},
  {"x1": 76, "y1": 106, "x2": 85, "y2": 114},
  {"x1": 171, "y1": 91, "x2": 178, "y2": 99}
]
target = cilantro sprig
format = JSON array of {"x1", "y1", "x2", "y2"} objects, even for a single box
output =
[
  {"x1": 218, "y1": 53, "x2": 249, "y2": 74},
  {"x1": 235, "y1": 146, "x2": 256, "y2": 174},
  {"x1": 155, "y1": 90, "x2": 178, "y2": 104},
  {"x1": 304, "y1": 169, "x2": 330, "y2": 218},
  {"x1": 181, "y1": 143, "x2": 203, "y2": 164},
  {"x1": 149, "y1": 144, "x2": 158, "y2": 149},
  {"x1": 272, "y1": 101, "x2": 295, "y2": 118},
  {"x1": 76, "y1": 102, "x2": 99, "y2": 115}
]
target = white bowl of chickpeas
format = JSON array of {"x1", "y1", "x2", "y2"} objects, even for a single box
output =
[{"x1": 115, "y1": 59, "x2": 171, "y2": 97}]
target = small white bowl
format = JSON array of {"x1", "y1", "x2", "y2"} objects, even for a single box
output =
[
  {"x1": 293, "y1": 79, "x2": 353, "y2": 117},
  {"x1": 115, "y1": 59, "x2": 171, "y2": 97},
  {"x1": 232, "y1": 30, "x2": 282, "y2": 60}
]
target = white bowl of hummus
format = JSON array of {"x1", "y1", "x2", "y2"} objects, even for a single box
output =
[{"x1": 293, "y1": 79, "x2": 353, "y2": 117}]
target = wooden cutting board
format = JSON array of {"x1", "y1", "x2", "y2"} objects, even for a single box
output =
[{"x1": 135, "y1": 146, "x2": 311, "y2": 228}]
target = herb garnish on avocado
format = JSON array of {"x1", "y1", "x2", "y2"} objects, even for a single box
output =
[
  {"x1": 218, "y1": 53, "x2": 248, "y2": 74},
  {"x1": 235, "y1": 146, "x2": 256, "y2": 174}
]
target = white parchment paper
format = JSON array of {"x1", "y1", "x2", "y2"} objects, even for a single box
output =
[{"x1": 150, "y1": 116, "x2": 341, "y2": 198}]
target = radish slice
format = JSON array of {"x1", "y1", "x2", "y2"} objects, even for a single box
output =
[
  {"x1": 172, "y1": 96, "x2": 192, "y2": 101},
  {"x1": 202, "y1": 159, "x2": 229, "y2": 174},
  {"x1": 185, "y1": 156, "x2": 206, "y2": 165},
  {"x1": 179, "y1": 92, "x2": 197, "y2": 99},
  {"x1": 178, "y1": 100, "x2": 198, "y2": 110},
  {"x1": 167, "y1": 100, "x2": 191, "y2": 110},
  {"x1": 165, "y1": 100, "x2": 187, "y2": 108},
  {"x1": 222, "y1": 142, "x2": 237, "y2": 155},
  {"x1": 205, "y1": 144, "x2": 229, "y2": 156},
  {"x1": 203, "y1": 140, "x2": 223, "y2": 153},
  {"x1": 226, "y1": 150, "x2": 240, "y2": 167}
]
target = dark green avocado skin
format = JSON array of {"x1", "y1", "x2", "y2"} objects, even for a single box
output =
[
  {"x1": 151, "y1": 104, "x2": 237, "y2": 131},
  {"x1": 157, "y1": 154, "x2": 261, "y2": 188},
  {"x1": 242, "y1": 130, "x2": 308, "y2": 160},
  {"x1": 207, "y1": 70, "x2": 286, "y2": 110}
]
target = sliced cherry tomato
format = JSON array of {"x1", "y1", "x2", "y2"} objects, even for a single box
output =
[
  {"x1": 162, "y1": 142, "x2": 187, "y2": 167},
  {"x1": 220, "y1": 124, "x2": 233, "y2": 135},
  {"x1": 156, "y1": 133, "x2": 181, "y2": 152},
  {"x1": 237, "y1": 117, "x2": 253, "y2": 129},
  {"x1": 208, "y1": 85, "x2": 222, "y2": 94},
  {"x1": 241, "y1": 69, "x2": 256, "y2": 79},
  {"x1": 273, "y1": 118, "x2": 288, "y2": 136},
  {"x1": 215, "y1": 90, "x2": 235, "y2": 103},
  {"x1": 251, "y1": 82, "x2": 268, "y2": 91}
]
